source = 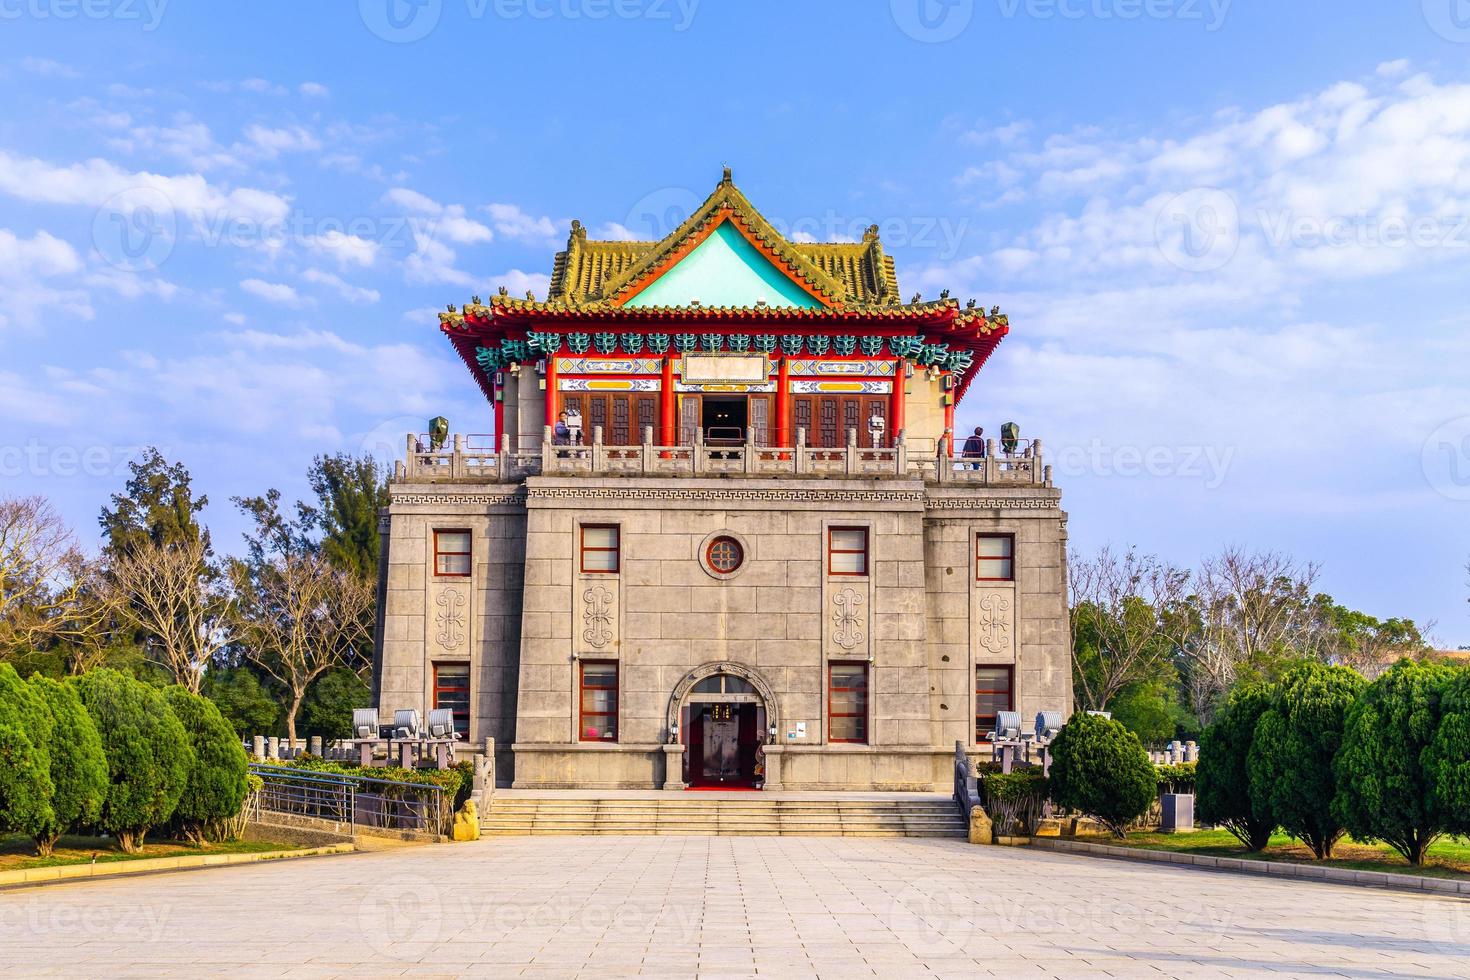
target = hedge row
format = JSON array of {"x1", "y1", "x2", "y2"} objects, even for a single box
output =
[
  {"x1": 978, "y1": 715, "x2": 1186, "y2": 839},
  {"x1": 1197, "y1": 659, "x2": 1470, "y2": 863},
  {"x1": 0, "y1": 666, "x2": 250, "y2": 854}
]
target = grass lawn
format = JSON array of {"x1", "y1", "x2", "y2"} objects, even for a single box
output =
[
  {"x1": 1080, "y1": 829, "x2": 1470, "y2": 880},
  {"x1": 0, "y1": 834, "x2": 302, "y2": 872}
]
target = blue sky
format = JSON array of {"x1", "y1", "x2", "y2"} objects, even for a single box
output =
[{"x1": 1, "y1": 1, "x2": 1468, "y2": 642}]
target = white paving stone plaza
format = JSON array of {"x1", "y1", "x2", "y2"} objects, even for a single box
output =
[{"x1": 2, "y1": 835, "x2": 1468, "y2": 978}]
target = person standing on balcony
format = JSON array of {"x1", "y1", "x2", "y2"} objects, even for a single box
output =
[
  {"x1": 554, "y1": 413, "x2": 571, "y2": 446},
  {"x1": 962, "y1": 426, "x2": 987, "y2": 469}
]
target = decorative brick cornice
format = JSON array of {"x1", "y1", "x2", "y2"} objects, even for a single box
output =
[
  {"x1": 391, "y1": 489, "x2": 528, "y2": 508},
  {"x1": 525, "y1": 486, "x2": 924, "y2": 504},
  {"x1": 924, "y1": 495, "x2": 1060, "y2": 511}
]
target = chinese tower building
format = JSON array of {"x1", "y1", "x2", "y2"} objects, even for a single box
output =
[{"x1": 374, "y1": 171, "x2": 1072, "y2": 791}]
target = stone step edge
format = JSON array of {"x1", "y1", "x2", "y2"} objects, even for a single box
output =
[{"x1": 1029, "y1": 838, "x2": 1470, "y2": 896}]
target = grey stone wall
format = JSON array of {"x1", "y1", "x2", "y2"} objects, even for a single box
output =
[{"x1": 374, "y1": 476, "x2": 1071, "y2": 792}]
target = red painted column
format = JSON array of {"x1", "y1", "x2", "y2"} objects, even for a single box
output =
[
  {"x1": 544, "y1": 355, "x2": 558, "y2": 432},
  {"x1": 943, "y1": 377, "x2": 956, "y2": 457},
  {"x1": 889, "y1": 358, "x2": 905, "y2": 449},
  {"x1": 493, "y1": 374, "x2": 505, "y2": 448},
  {"x1": 660, "y1": 352, "x2": 676, "y2": 444},
  {"x1": 775, "y1": 355, "x2": 791, "y2": 447}
]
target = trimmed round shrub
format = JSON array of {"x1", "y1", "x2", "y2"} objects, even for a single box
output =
[
  {"x1": 0, "y1": 663, "x2": 54, "y2": 842},
  {"x1": 163, "y1": 687, "x2": 250, "y2": 844},
  {"x1": 1334, "y1": 659, "x2": 1457, "y2": 865},
  {"x1": 28, "y1": 675, "x2": 108, "y2": 856},
  {"x1": 1048, "y1": 712, "x2": 1158, "y2": 838},
  {"x1": 1247, "y1": 661, "x2": 1364, "y2": 859},
  {"x1": 72, "y1": 669, "x2": 193, "y2": 852},
  {"x1": 1425, "y1": 666, "x2": 1470, "y2": 838},
  {"x1": 1197, "y1": 682, "x2": 1277, "y2": 851}
]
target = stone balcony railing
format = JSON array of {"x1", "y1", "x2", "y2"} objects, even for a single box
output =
[{"x1": 394, "y1": 428, "x2": 1053, "y2": 487}]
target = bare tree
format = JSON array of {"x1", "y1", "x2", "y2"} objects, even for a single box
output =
[
  {"x1": 0, "y1": 495, "x2": 88, "y2": 653},
  {"x1": 1069, "y1": 546, "x2": 1191, "y2": 712},
  {"x1": 1175, "y1": 548, "x2": 1324, "y2": 724},
  {"x1": 110, "y1": 536, "x2": 228, "y2": 692},
  {"x1": 231, "y1": 552, "x2": 373, "y2": 746}
]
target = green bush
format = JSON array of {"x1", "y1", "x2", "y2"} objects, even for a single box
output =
[
  {"x1": 28, "y1": 675, "x2": 109, "y2": 856},
  {"x1": 73, "y1": 669, "x2": 194, "y2": 852},
  {"x1": 1334, "y1": 659, "x2": 1457, "y2": 865},
  {"x1": 1107, "y1": 679, "x2": 1179, "y2": 747},
  {"x1": 1197, "y1": 683, "x2": 1276, "y2": 851},
  {"x1": 1155, "y1": 762, "x2": 1197, "y2": 795},
  {"x1": 163, "y1": 687, "x2": 251, "y2": 844},
  {"x1": 1048, "y1": 712, "x2": 1158, "y2": 838},
  {"x1": 299, "y1": 668, "x2": 371, "y2": 740},
  {"x1": 1247, "y1": 661, "x2": 1364, "y2": 859},
  {"x1": 201, "y1": 667, "x2": 280, "y2": 738},
  {"x1": 981, "y1": 769, "x2": 1050, "y2": 836},
  {"x1": 0, "y1": 663, "x2": 54, "y2": 843},
  {"x1": 1425, "y1": 666, "x2": 1470, "y2": 837}
]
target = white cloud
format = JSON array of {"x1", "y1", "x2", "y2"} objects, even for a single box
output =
[
  {"x1": 299, "y1": 82, "x2": 330, "y2": 98},
  {"x1": 244, "y1": 124, "x2": 321, "y2": 156},
  {"x1": 483, "y1": 202, "x2": 561, "y2": 244},
  {"x1": 305, "y1": 229, "x2": 378, "y2": 267},
  {"x1": 383, "y1": 187, "x2": 441, "y2": 213},
  {"x1": 0, "y1": 229, "x2": 88, "y2": 330},
  {"x1": 240, "y1": 278, "x2": 302, "y2": 306},
  {"x1": 0, "y1": 229, "x2": 80, "y2": 279},
  {"x1": 491, "y1": 269, "x2": 551, "y2": 297},
  {"x1": 403, "y1": 235, "x2": 476, "y2": 287},
  {"x1": 240, "y1": 78, "x2": 287, "y2": 96},
  {"x1": 383, "y1": 188, "x2": 492, "y2": 244},
  {"x1": 108, "y1": 115, "x2": 244, "y2": 171},
  {"x1": 595, "y1": 222, "x2": 642, "y2": 241},
  {"x1": 301, "y1": 269, "x2": 380, "y2": 305},
  {"x1": 83, "y1": 268, "x2": 180, "y2": 301},
  {"x1": 0, "y1": 149, "x2": 291, "y2": 229},
  {"x1": 20, "y1": 57, "x2": 80, "y2": 79}
]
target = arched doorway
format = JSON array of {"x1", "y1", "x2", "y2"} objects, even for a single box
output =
[{"x1": 668, "y1": 662, "x2": 778, "y2": 789}]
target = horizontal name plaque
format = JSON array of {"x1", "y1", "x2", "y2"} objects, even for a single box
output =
[{"x1": 680, "y1": 353, "x2": 769, "y2": 384}]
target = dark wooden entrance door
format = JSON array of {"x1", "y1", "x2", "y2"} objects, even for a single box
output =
[{"x1": 687, "y1": 702, "x2": 758, "y2": 787}]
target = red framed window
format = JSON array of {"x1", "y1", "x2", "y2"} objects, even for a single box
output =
[
  {"x1": 433, "y1": 663, "x2": 471, "y2": 739},
  {"x1": 828, "y1": 527, "x2": 869, "y2": 576},
  {"x1": 580, "y1": 524, "x2": 620, "y2": 574},
  {"x1": 828, "y1": 662, "x2": 869, "y2": 744},
  {"x1": 579, "y1": 661, "x2": 619, "y2": 742},
  {"x1": 706, "y1": 536, "x2": 744, "y2": 574},
  {"x1": 975, "y1": 665, "x2": 1014, "y2": 742},
  {"x1": 975, "y1": 533, "x2": 1014, "y2": 581},
  {"x1": 434, "y1": 530, "x2": 471, "y2": 577}
]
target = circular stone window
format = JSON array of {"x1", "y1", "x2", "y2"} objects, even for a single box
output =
[{"x1": 706, "y1": 536, "x2": 744, "y2": 574}]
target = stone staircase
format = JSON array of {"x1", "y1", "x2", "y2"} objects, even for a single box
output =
[{"x1": 481, "y1": 796, "x2": 967, "y2": 838}]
